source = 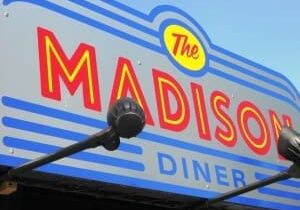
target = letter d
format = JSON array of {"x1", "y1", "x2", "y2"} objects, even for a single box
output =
[{"x1": 157, "y1": 152, "x2": 177, "y2": 175}]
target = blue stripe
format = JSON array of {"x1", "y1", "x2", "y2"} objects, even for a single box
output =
[
  {"x1": 118, "y1": 141, "x2": 142, "y2": 154},
  {"x1": 212, "y1": 45, "x2": 300, "y2": 98},
  {"x1": 102, "y1": 0, "x2": 299, "y2": 100},
  {"x1": 0, "y1": 154, "x2": 298, "y2": 210},
  {"x1": 2, "y1": 96, "x2": 143, "y2": 154},
  {"x1": 255, "y1": 172, "x2": 300, "y2": 188},
  {"x1": 2, "y1": 115, "x2": 287, "y2": 172},
  {"x1": 3, "y1": 0, "x2": 162, "y2": 53},
  {"x1": 101, "y1": 0, "x2": 151, "y2": 20},
  {"x1": 2, "y1": 96, "x2": 288, "y2": 172},
  {"x1": 2, "y1": 96, "x2": 107, "y2": 128},
  {"x1": 139, "y1": 132, "x2": 287, "y2": 172},
  {"x1": 209, "y1": 67, "x2": 300, "y2": 112},
  {"x1": 3, "y1": 116, "x2": 86, "y2": 140},
  {"x1": 258, "y1": 187, "x2": 300, "y2": 200},
  {"x1": 210, "y1": 55, "x2": 297, "y2": 101},
  {"x1": 3, "y1": 136, "x2": 144, "y2": 171},
  {"x1": 70, "y1": 0, "x2": 158, "y2": 37},
  {"x1": 0, "y1": 154, "x2": 216, "y2": 198},
  {"x1": 3, "y1": 0, "x2": 298, "y2": 111},
  {"x1": 2, "y1": 116, "x2": 142, "y2": 155}
]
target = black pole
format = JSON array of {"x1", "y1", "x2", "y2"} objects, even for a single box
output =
[
  {"x1": 191, "y1": 127, "x2": 300, "y2": 209},
  {"x1": 0, "y1": 97, "x2": 146, "y2": 183},
  {"x1": 197, "y1": 171, "x2": 290, "y2": 209},
  {"x1": 0, "y1": 127, "x2": 118, "y2": 181},
  {"x1": 196, "y1": 163, "x2": 300, "y2": 210}
]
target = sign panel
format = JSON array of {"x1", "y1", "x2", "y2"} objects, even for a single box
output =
[{"x1": 1, "y1": 1, "x2": 300, "y2": 209}]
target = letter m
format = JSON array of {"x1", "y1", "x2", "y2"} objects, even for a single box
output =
[{"x1": 37, "y1": 27, "x2": 101, "y2": 111}]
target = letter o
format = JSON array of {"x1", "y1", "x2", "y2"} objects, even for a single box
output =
[{"x1": 237, "y1": 101, "x2": 270, "y2": 155}]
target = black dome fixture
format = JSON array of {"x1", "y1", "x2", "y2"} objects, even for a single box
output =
[
  {"x1": 0, "y1": 97, "x2": 146, "y2": 193},
  {"x1": 193, "y1": 126, "x2": 300, "y2": 209}
]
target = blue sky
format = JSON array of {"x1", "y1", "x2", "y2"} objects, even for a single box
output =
[{"x1": 116, "y1": 0, "x2": 300, "y2": 92}]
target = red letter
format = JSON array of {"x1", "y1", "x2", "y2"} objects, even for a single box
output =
[
  {"x1": 238, "y1": 101, "x2": 270, "y2": 155},
  {"x1": 171, "y1": 33, "x2": 187, "y2": 55},
  {"x1": 109, "y1": 57, "x2": 154, "y2": 125},
  {"x1": 153, "y1": 69, "x2": 190, "y2": 131},
  {"x1": 191, "y1": 83, "x2": 211, "y2": 140},
  {"x1": 269, "y1": 110, "x2": 293, "y2": 159},
  {"x1": 38, "y1": 27, "x2": 101, "y2": 111},
  {"x1": 211, "y1": 91, "x2": 237, "y2": 147}
]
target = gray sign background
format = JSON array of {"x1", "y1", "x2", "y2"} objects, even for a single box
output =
[{"x1": 1, "y1": 1, "x2": 299, "y2": 209}]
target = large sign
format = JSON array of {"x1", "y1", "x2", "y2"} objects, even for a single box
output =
[{"x1": 1, "y1": 1, "x2": 299, "y2": 209}]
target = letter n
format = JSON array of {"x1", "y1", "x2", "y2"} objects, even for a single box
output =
[{"x1": 37, "y1": 27, "x2": 101, "y2": 111}]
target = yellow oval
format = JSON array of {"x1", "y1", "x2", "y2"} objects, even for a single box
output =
[{"x1": 163, "y1": 24, "x2": 206, "y2": 72}]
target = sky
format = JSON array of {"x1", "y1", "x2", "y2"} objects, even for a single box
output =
[{"x1": 115, "y1": 0, "x2": 300, "y2": 93}]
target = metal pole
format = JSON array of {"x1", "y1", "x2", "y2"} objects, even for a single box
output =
[
  {"x1": 0, "y1": 127, "x2": 116, "y2": 181},
  {"x1": 197, "y1": 171, "x2": 290, "y2": 209},
  {"x1": 0, "y1": 97, "x2": 146, "y2": 195},
  {"x1": 196, "y1": 163, "x2": 300, "y2": 209}
]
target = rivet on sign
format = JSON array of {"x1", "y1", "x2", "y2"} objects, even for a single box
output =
[
  {"x1": 9, "y1": 148, "x2": 14, "y2": 154},
  {"x1": 4, "y1": 11, "x2": 9, "y2": 17},
  {"x1": 64, "y1": 99, "x2": 68, "y2": 107},
  {"x1": 205, "y1": 184, "x2": 210, "y2": 189},
  {"x1": 137, "y1": 60, "x2": 142, "y2": 65}
]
